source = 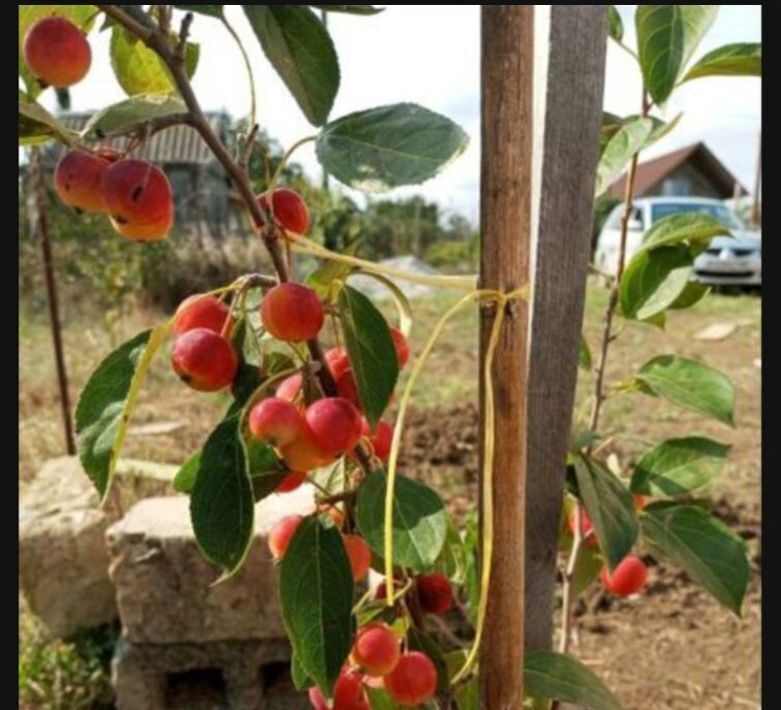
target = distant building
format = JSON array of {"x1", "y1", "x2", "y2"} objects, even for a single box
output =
[
  {"x1": 608, "y1": 142, "x2": 747, "y2": 200},
  {"x1": 39, "y1": 111, "x2": 246, "y2": 237}
]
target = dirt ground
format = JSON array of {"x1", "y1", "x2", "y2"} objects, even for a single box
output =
[{"x1": 19, "y1": 284, "x2": 761, "y2": 708}]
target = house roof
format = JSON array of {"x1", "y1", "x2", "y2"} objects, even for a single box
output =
[
  {"x1": 41, "y1": 111, "x2": 229, "y2": 166},
  {"x1": 607, "y1": 141, "x2": 747, "y2": 199}
]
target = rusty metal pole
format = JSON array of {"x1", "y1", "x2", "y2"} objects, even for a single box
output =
[
  {"x1": 28, "y1": 148, "x2": 76, "y2": 455},
  {"x1": 478, "y1": 6, "x2": 533, "y2": 707}
]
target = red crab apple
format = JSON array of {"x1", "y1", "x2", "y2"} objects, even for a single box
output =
[
  {"x1": 416, "y1": 573, "x2": 453, "y2": 615},
  {"x1": 335, "y1": 369, "x2": 361, "y2": 409},
  {"x1": 352, "y1": 623, "x2": 401, "y2": 677},
  {"x1": 567, "y1": 508, "x2": 598, "y2": 548},
  {"x1": 342, "y1": 534, "x2": 372, "y2": 582},
  {"x1": 384, "y1": 651, "x2": 437, "y2": 707},
  {"x1": 276, "y1": 373, "x2": 303, "y2": 403},
  {"x1": 256, "y1": 187, "x2": 310, "y2": 236},
  {"x1": 24, "y1": 16, "x2": 91, "y2": 87},
  {"x1": 260, "y1": 283, "x2": 324, "y2": 342},
  {"x1": 101, "y1": 159, "x2": 174, "y2": 241},
  {"x1": 249, "y1": 398, "x2": 304, "y2": 447},
  {"x1": 305, "y1": 397, "x2": 363, "y2": 456},
  {"x1": 333, "y1": 668, "x2": 370, "y2": 709},
  {"x1": 275, "y1": 473, "x2": 306, "y2": 493},
  {"x1": 601, "y1": 555, "x2": 648, "y2": 596},
  {"x1": 171, "y1": 328, "x2": 237, "y2": 392},
  {"x1": 278, "y1": 426, "x2": 335, "y2": 472},
  {"x1": 173, "y1": 294, "x2": 233, "y2": 337},
  {"x1": 268, "y1": 515, "x2": 303, "y2": 560},
  {"x1": 390, "y1": 328, "x2": 410, "y2": 368},
  {"x1": 54, "y1": 150, "x2": 110, "y2": 213},
  {"x1": 325, "y1": 346, "x2": 351, "y2": 381}
]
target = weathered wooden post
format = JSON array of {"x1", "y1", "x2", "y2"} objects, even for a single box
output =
[
  {"x1": 480, "y1": 5, "x2": 608, "y2": 704},
  {"x1": 479, "y1": 6, "x2": 533, "y2": 706},
  {"x1": 525, "y1": 6, "x2": 608, "y2": 651}
]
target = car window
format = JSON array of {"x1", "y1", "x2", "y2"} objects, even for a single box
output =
[{"x1": 650, "y1": 202, "x2": 744, "y2": 229}]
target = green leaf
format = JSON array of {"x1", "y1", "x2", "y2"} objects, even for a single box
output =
[
  {"x1": 681, "y1": 42, "x2": 761, "y2": 83},
  {"x1": 242, "y1": 5, "x2": 339, "y2": 126},
  {"x1": 608, "y1": 6, "x2": 623, "y2": 42},
  {"x1": 190, "y1": 415, "x2": 254, "y2": 576},
  {"x1": 595, "y1": 117, "x2": 653, "y2": 195},
  {"x1": 578, "y1": 335, "x2": 593, "y2": 371},
  {"x1": 643, "y1": 112, "x2": 683, "y2": 150},
  {"x1": 631, "y1": 437, "x2": 730, "y2": 497},
  {"x1": 525, "y1": 651, "x2": 623, "y2": 710},
  {"x1": 640, "y1": 502, "x2": 749, "y2": 614},
  {"x1": 635, "y1": 5, "x2": 719, "y2": 104},
  {"x1": 81, "y1": 94, "x2": 186, "y2": 138},
  {"x1": 310, "y1": 5, "x2": 384, "y2": 14},
  {"x1": 572, "y1": 545, "x2": 605, "y2": 596},
  {"x1": 309, "y1": 458, "x2": 347, "y2": 496},
  {"x1": 279, "y1": 516, "x2": 354, "y2": 695},
  {"x1": 19, "y1": 97, "x2": 79, "y2": 146},
  {"x1": 338, "y1": 284, "x2": 398, "y2": 427},
  {"x1": 173, "y1": 451, "x2": 201, "y2": 494},
  {"x1": 668, "y1": 281, "x2": 709, "y2": 309},
  {"x1": 599, "y1": 111, "x2": 624, "y2": 156},
  {"x1": 640, "y1": 212, "x2": 731, "y2": 252},
  {"x1": 619, "y1": 245, "x2": 693, "y2": 321},
  {"x1": 19, "y1": 5, "x2": 98, "y2": 99},
  {"x1": 306, "y1": 240, "x2": 359, "y2": 299},
  {"x1": 356, "y1": 470, "x2": 447, "y2": 571},
  {"x1": 634, "y1": 355, "x2": 735, "y2": 425},
  {"x1": 174, "y1": 4, "x2": 223, "y2": 18},
  {"x1": 573, "y1": 455, "x2": 639, "y2": 571},
  {"x1": 291, "y1": 651, "x2": 313, "y2": 691},
  {"x1": 110, "y1": 25, "x2": 199, "y2": 96},
  {"x1": 245, "y1": 437, "x2": 287, "y2": 502},
  {"x1": 316, "y1": 103, "x2": 469, "y2": 192},
  {"x1": 76, "y1": 326, "x2": 168, "y2": 502},
  {"x1": 365, "y1": 687, "x2": 405, "y2": 709}
]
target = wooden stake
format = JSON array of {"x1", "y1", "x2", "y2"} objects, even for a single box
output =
[
  {"x1": 525, "y1": 5, "x2": 608, "y2": 651},
  {"x1": 479, "y1": 6, "x2": 533, "y2": 706}
]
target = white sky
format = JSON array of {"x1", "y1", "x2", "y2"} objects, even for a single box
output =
[{"x1": 37, "y1": 5, "x2": 761, "y2": 225}]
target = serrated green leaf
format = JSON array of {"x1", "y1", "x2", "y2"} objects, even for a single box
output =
[
  {"x1": 19, "y1": 5, "x2": 98, "y2": 99},
  {"x1": 631, "y1": 437, "x2": 730, "y2": 497},
  {"x1": 291, "y1": 651, "x2": 313, "y2": 691},
  {"x1": 681, "y1": 42, "x2": 761, "y2": 83},
  {"x1": 634, "y1": 355, "x2": 735, "y2": 425},
  {"x1": 279, "y1": 516, "x2": 354, "y2": 695},
  {"x1": 608, "y1": 6, "x2": 623, "y2": 42},
  {"x1": 19, "y1": 97, "x2": 79, "y2": 146},
  {"x1": 76, "y1": 326, "x2": 168, "y2": 501},
  {"x1": 338, "y1": 284, "x2": 398, "y2": 427},
  {"x1": 641, "y1": 502, "x2": 749, "y2": 614},
  {"x1": 572, "y1": 545, "x2": 605, "y2": 596},
  {"x1": 190, "y1": 415, "x2": 254, "y2": 576},
  {"x1": 356, "y1": 470, "x2": 447, "y2": 571},
  {"x1": 245, "y1": 437, "x2": 287, "y2": 502},
  {"x1": 619, "y1": 245, "x2": 693, "y2": 321},
  {"x1": 574, "y1": 455, "x2": 638, "y2": 571},
  {"x1": 81, "y1": 94, "x2": 186, "y2": 138},
  {"x1": 635, "y1": 5, "x2": 719, "y2": 104},
  {"x1": 173, "y1": 451, "x2": 201, "y2": 494},
  {"x1": 668, "y1": 281, "x2": 709, "y2": 309},
  {"x1": 525, "y1": 651, "x2": 623, "y2": 710},
  {"x1": 242, "y1": 5, "x2": 339, "y2": 126},
  {"x1": 317, "y1": 103, "x2": 469, "y2": 192},
  {"x1": 640, "y1": 212, "x2": 731, "y2": 252},
  {"x1": 110, "y1": 25, "x2": 199, "y2": 96},
  {"x1": 595, "y1": 117, "x2": 653, "y2": 195}
]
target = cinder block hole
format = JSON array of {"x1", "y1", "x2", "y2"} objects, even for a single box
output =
[
  {"x1": 260, "y1": 660, "x2": 296, "y2": 694},
  {"x1": 165, "y1": 667, "x2": 227, "y2": 708}
]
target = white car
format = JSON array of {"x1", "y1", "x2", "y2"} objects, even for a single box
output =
[{"x1": 595, "y1": 197, "x2": 761, "y2": 288}]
